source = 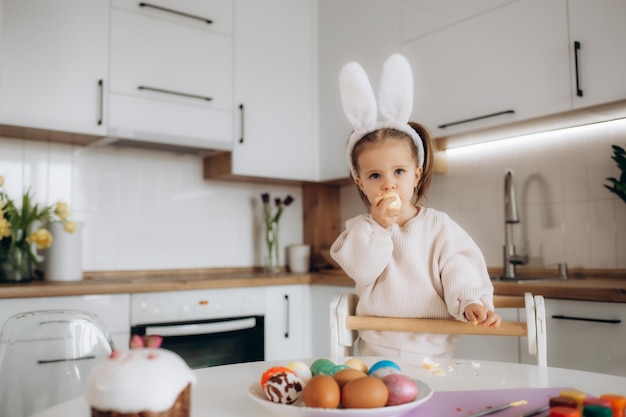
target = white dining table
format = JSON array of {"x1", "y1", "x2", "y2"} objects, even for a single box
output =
[{"x1": 34, "y1": 357, "x2": 626, "y2": 417}]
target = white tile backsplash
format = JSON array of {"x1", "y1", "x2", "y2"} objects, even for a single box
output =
[
  {"x1": 0, "y1": 138, "x2": 303, "y2": 271},
  {"x1": 340, "y1": 118, "x2": 626, "y2": 269}
]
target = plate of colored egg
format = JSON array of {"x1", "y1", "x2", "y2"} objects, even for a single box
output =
[{"x1": 246, "y1": 358, "x2": 433, "y2": 417}]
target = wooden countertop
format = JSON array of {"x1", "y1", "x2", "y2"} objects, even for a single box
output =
[{"x1": 1, "y1": 268, "x2": 625, "y2": 303}]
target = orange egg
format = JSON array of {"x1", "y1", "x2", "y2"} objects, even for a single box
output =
[
  {"x1": 332, "y1": 368, "x2": 367, "y2": 388},
  {"x1": 302, "y1": 375, "x2": 341, "y2": 408},
  {"x1": 260, "y1": 366, "x2": 294, "y2": 388},
  {"x1": 342, "y1": 376, "x2": 389, "y2": 408}
]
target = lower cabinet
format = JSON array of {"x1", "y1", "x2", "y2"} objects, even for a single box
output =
[
  {"x1": 0, "y1": 294, "x2": 131, "y2": 349},
  {"x1": 309, "y1": 285, "x2": 355, "y2": 358},
  {"x1": 454, "y1": 308, "x2": 523, "y2": 363},
  {"x1": 544, "y1": 299, "x2": 626, "y2": 377},
  {"x1": 264, "y1": 285, "x2": 311, "y2": 361}
]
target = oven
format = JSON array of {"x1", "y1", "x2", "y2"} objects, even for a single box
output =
[{"x1": 130, "y1": 287, "x2": 265, "y2": 369}]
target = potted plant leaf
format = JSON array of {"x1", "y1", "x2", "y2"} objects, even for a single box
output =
[{"x1": 604, "y1": 144, "x2": 626, "y2": 204}]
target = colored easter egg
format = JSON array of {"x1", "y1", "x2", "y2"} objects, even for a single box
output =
[
  {"x1": 368, "y1": 360, "x2": 401, "y2": 376},
  {"x1": 344, "y1": 358, "x2": 369, "y2": 373},
  {"x1": 310, "y1": 358, "x2": 336, "y2": 376}
]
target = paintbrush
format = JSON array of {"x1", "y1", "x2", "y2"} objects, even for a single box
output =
[{"x1": 466, "y1": 400, "x2": 528, "y2": 417}]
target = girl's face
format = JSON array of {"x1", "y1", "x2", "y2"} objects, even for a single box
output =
[{"x1": 354, "y1": 138, "x2": 422, "y2": 215}]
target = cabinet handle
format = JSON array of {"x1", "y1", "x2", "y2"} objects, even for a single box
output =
[
  {"x1": 284, "y1": 294, "x2": 290, "y2": 338},
  {"x1": 97, "y1": 79, "x2": 104, "y2": 126},
  {"x1": 552, "y1": 314, "x2": 621, "y2": 324},
  {"x1": 138, "y1": 2, "x2": 212, "y2": 25},
  {"x1": 438, "y1": 110, "x2": 515, "y2": 129},
  {"x1": 38, "y1": 355, "x2": 96, "y2": 364},
  {"x1": 574, "y1": 41, "x2": 583, "y2": 97},
  {"x1": 239, "y1": 104, "x2": 245, "y2": 144},
  {"x1": 138, "y1": 85, "x2": 212, "y2": 102}
]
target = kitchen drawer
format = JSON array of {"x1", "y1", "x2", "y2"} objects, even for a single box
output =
[
  {"x1": 112, "y1": 0, "x2": 233, "y2": 35},
  {"x1": 110, "y1": 8, "x2": 233, "y2": 111},
  {"x1": 109, "y1": 6, "x2": 234, "y2": 149},
  {"x1": 108, "y1": 93, "x2": 233, "y2": 150}
]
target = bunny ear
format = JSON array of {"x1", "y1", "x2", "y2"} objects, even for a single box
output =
[
  {"x1": 377, "y1": 54, "x2": 414, "y2": 123},
  {"x1": 339, "y1": 54, "x2": 424, "y2": 176},
  {"x1": 339, "y1": 62, "x2": 377, "y2": 131}
]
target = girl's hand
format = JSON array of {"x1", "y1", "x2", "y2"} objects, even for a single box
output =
[
  {"x1": 371, "y1": 192, "x2": 400, "y2": 228},
  {"x1": 464, "y1": 303, "x2": 501, "y2": 330}
]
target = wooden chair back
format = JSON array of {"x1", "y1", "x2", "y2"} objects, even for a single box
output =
[{"x1": 329, "y1": 292, "x2": 547, "y2": 366}]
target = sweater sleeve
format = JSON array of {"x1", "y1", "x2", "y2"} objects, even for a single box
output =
[
  {"x1": 330, "y1": 215, "x2": 394, "y2": 286},
  {"x1": 437, "y1": 215, "x2": 494, "y2": 321}
]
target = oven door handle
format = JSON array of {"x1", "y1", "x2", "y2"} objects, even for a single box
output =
[{"x1": 144, "y1": 318, "x2": 256, "y2": 337}]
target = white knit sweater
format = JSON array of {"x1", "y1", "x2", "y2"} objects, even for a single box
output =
[{"x1": 330, "y1": 207, "x2": 494, "y2": 357}]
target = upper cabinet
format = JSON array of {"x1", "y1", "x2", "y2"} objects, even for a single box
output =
[
  {"x1": 227, "y1": 0, "x2": 317, "y2": 182},
  {"x1": 567, "y1": 0, "x2": 626, "y2": 110},
  {"x1": 399, "y1": 0, "x2": 514, "y2": 43},
  {"x1": 0, "y1": 0, "x2": 109, "y2": 138},
  {"x1": 317, "y1": 0, "x2": 403, "y2": 181},
  {"x1": 108, "y1": 0, "x2": 234, "y2": 151},
  {"x1": 1, "y1": 1, "x2": 624, "y2": 181},
  {"x1": 400, "y1": 0, "x2": 626, "y2": 139},
  {"x1": 401, "y1": 0, "x2": 571, "y2": 138}
]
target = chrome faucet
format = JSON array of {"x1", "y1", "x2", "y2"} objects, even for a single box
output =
[{"x1": 503, "y1": 169, "x2": 527, "y2": 279}]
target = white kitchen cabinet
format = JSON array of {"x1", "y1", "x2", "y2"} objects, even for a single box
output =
[
  {"x1": 0, "y1": 294, "x2": 131, "y2": 349},
  {"x1": 454, "y1": 308, "x2": 523, "y2": 363},
  {"x1": 108, "y1": 0, "x2": 233, "y2": 150},
  {"x1": 265, "y1": 285, "x2": 311, "y2": 361},
  {"x1": 401, "y1": 0, "x2": 571, "y2": 138},
  {"x1": 0, "y1": 0, "x2": 109, "y2": 136},
  {"x1": 317, "y1": 0, "x2": 402, "y2": 181},
  {"x1": 309, "y1": 284, "x2": 354, "y2": 358},
  {"x1": 567, "y1": 0, "x2": 626, "y2": 110},
  {"x1": 110, "y1": 0, "x2": 232, "y2": 36},
  {"x1": 231, "y1": 0, "x2": 317, "y2": 181},
  {"x1": 399, "y1": 0, "x2": 514, "y2": 43},
  {"x1": 544, "y1": 299, "x2": 626, "y2": 377}
]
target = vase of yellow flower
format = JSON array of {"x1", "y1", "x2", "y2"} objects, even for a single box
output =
[
  {"x1": 0, "y1": 176, "x2": 77, "y2": 283},
  {"x1": 261, "y1": 193, "x2": 294, "y2": 274}
]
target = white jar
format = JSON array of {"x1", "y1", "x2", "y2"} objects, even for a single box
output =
[
  {"x1": 287, "y1": 244, "x2": 310, "y2": 274},
  {"x1": 42, "y1": 222, "x2": 84, "y2": 281}
]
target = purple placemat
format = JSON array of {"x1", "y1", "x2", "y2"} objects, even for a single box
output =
[{"x1": 410, "y1": 387, "x2": 578, "y2": 417}]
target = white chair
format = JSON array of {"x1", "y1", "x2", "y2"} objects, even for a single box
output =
[
  {"x1": 0, "y1": 310, "x2": 115, "y2": 417},
  {"x1": 330, "y1": 292, "x2": 547, "y2": 366}
]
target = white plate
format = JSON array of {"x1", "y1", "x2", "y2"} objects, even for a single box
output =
[{"x1": 247, "y1": 379, "x2": 433, "y2": 417}]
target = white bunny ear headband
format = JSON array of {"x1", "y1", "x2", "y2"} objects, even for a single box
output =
[{"x1": 339, "y1": 53, "x2": 424, "y2": 178}]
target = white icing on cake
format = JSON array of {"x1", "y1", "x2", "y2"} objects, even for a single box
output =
[{"x1": 87, "y1": 348, "x2": 196, "y2": 413}]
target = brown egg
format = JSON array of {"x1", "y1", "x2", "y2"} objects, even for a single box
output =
[
  {"x1": 342, "y1": 376, "x2": 389, "y2": 408},
  {"x1": 302, "y1": 375, "x2": 341, "y2": 408},
  {"x1": 332, "y1": 368, "x2": 367, "y2": 388}
]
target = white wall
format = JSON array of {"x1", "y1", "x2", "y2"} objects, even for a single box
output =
[
  {"x1": 0, "y1": 137, "x2": 303, "y2": 271},
  {"x1": 340, "y1": 118, "x2": 626, "y2": 269}
]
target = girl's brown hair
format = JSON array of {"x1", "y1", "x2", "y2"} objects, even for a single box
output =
[{"x1": 350, "y1": 122, "x2": 434, "y2": 208}]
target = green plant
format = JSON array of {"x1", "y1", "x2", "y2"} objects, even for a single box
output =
[{"x1": 604, "y1": 144, "x2": 626, "y2": 204}]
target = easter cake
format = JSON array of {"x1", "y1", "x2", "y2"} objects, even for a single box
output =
[{"x1": 87, "y1": 348, "x2": 196, "y2": 417}]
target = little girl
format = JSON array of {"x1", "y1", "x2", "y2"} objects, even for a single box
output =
[{"x1": 330, "y1": 54, "x2": 500, "y2": 358}]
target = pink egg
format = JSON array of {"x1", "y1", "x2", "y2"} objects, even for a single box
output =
[{"x1": 381, "y1": 374, "x2": 419, "y2": 406}]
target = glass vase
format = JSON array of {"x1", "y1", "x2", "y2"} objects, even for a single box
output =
[
  {"x1": 264, "y1": 220, "x2": 280, "y2": 274},
  {"x1": 0, "y1": 235, "x2": 34, "y2": 283}
]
